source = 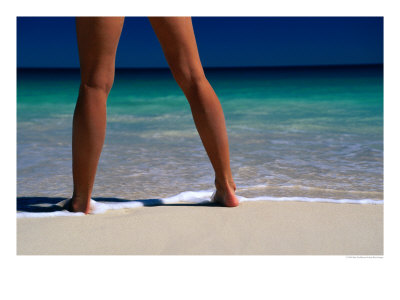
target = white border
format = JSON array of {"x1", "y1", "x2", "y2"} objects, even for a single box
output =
[{"x1": 2, "y1": 0, "x2": 399, "y2": 299}]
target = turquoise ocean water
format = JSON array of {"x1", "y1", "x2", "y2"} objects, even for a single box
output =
[{"x1": 17, "y1": 66, "x2": 383, "y2": 216}]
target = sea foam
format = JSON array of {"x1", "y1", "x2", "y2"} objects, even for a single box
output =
[{"x1": 17, "y1": 189, "x2": 383, "y2": 218}]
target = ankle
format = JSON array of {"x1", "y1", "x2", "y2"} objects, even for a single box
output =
[{"x1": 214, "y1": 177, "x2": 236, "y2": 193}]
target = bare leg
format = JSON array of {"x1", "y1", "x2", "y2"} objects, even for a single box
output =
[
  {"x1": 71, "y1": 17, "x2": 124, "y2": 213},
  {"x1": 148, "y1": 17, "x2": 239, "y2": 207}
]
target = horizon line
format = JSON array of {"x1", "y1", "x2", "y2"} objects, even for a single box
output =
[{"x1": 17, "y1": 63, "x2": 383, "y2": 70}]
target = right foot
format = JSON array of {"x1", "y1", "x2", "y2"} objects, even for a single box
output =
[{"x1": 212, "y1": 179, "x2": 240, "y2": 207}]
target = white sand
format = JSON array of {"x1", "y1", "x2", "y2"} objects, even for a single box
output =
[{"x1": 17, "y1": 201, "x2": 383, "y2": 255}]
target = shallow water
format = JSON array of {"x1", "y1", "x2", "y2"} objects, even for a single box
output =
[{"x1": 17, "y1": 65, "x2": 383, "y2": 214}]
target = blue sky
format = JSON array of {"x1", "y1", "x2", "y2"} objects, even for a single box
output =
[{"x1": 17, "y1": 16, "x2": 383, "y2": 68}]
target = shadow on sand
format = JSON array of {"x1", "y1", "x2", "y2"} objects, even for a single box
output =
[{"x1": 17, "y1": 196, "x2": 220, "y2": 214}]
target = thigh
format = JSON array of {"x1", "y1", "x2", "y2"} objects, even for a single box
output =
[
  {"x1": 76, "y1": 17, "x2": 125, "y2": 80},
  {"x1": 148, "y1": 17, "x2": 205, "y2": 77}
]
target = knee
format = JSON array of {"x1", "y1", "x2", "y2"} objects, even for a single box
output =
[
  {"x1": 79, "y1": 72, "x2": 115, "y2": 95},
  {"x1": 170, "y1": 65, "x2": 207, "y2": 93}
]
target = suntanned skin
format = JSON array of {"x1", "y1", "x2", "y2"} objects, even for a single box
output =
[{"x1": 71, "y1": 17, "x2": 238, "y2": 214}]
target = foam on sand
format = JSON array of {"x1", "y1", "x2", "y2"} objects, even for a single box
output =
[{"x1": 16, "y1": 189, "x2": 383, "y2": 219}]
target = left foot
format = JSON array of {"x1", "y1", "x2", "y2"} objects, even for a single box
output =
[{"x1": 65, "y1": 196, "x2": 92, "y2": 214}]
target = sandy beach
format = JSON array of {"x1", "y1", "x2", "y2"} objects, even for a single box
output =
[{"x1": 17, "y1": 201, "x2": 383, "y2": 255}]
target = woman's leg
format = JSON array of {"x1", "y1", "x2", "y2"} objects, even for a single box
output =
[
  {"x1": 71, "y1": 17, "x2": 124, "y2": 213},
  {"x1": 148, "y1": 17, "x2": 239, "y2": 207}
]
